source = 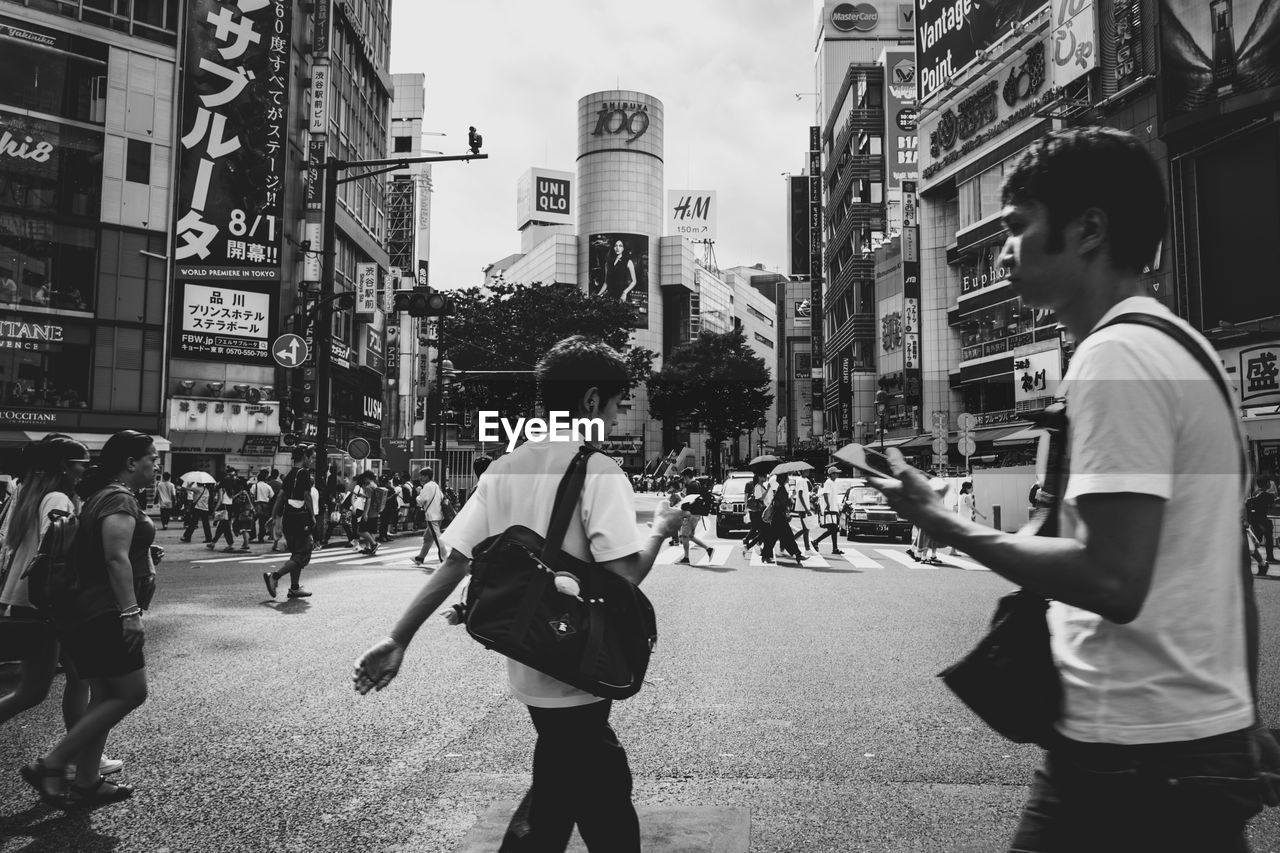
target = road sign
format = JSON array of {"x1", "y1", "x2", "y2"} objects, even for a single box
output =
[
  {"x1": 932, "y1": 437, "x2": 948, "y2": 455},
  {"x1": 958, "y1": 436, "x2": 977, "y2": 457},
  {"x1": 957, "y1": 413, "x2": 977, "y2": 432},
  {"x1": 273, "y1": 333, "x2": 309, "y2": 368},
  {"x1": 347, "y1": 438, "x2": 371, "y2": 460}
]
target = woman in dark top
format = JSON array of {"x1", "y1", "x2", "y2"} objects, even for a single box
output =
[
  {"x1": 20, "y1": 430, "x2": 157, "y2": 807},
  {"x1": 601, "y1": 239, "x2": 637, "y2": 301},
  {"x1": 264, "y1": 445, "x2": 316, "y2": 599}
]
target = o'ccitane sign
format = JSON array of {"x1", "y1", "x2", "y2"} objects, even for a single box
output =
[{"x1": 0, "y1": 319, "x2": 65, "y2": 351}]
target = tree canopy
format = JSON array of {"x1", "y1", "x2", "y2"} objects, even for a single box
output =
[
  {"x1": 646, "y1": 328, "x2": 773, "y2": 476},
  {"x1": 440, "y1": 281, "x2": 656, "y2": 417}
]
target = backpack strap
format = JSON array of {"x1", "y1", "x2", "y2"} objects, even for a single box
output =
[
  {"x1": 540, "y1": 445, "x2": 600, "y2": 565},
  {"x1": 1097, "y1": 312, "x2": 1262, "y2": 709}
]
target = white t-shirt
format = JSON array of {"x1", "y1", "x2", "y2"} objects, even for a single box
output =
[
  {"x1": 958, "y1": 492, "x2": 977, "y2": 520},
  {"x1": 417, "y1": 481, "x2": 442, "y2": 522},
  {"x1": 0, "y1": 491, "x2": 75, "y2": 609},
  {"x1": 155, "y1": 481, "x2": 177, "y2": 508},
  {"x1": 253, "y1": 480, "x2": 274, "y2": 503},
  {"x1": 790, "y1": 476, "x2": 813, "y2": 513},
  {"x1": 817, "y1": 479, "x2": 842, "y2": 513},
  {"x1": 442, "y1": 437, "x2": 643, "y2": 708},
  {"x1": 1050, "y1": 296, "x2": 1253, "y2": 744}
]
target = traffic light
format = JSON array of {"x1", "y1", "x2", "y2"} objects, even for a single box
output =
[
  {"x1": 393, "y1": 289, "x2": 452, "y2": 317},
  {"x1": 468, "y1": 126, "x2": 483, "y2": 155},
  {"x1": 291, "y1": 366, "x2": 316, "y2": 415},
  {"x1": 335, "y1": 292, "x2": 355, "y2": 309}
]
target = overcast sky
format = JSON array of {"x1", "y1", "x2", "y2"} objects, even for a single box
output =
[{"x1": 389, "y1": 1, "x2": 825, "y2": 290}]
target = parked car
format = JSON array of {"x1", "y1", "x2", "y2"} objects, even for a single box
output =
[
  {"x1": 714, "y1": 471, "x2": 755, "y2": 537},
  {"x1": 841, "y1": 482, "x2": 913, "y2": 542}
]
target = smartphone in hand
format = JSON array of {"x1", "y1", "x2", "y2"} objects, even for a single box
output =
[{"x1": 834, "y1": 443, "x2": 897, "y2": 479}]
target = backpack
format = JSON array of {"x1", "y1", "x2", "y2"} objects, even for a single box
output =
[
  {"x1": 233, "y1": 491, "x2": 254, "y2": 522},
  {"x1": 22, "y1": 509, "x2": 79, "y2": 613}
]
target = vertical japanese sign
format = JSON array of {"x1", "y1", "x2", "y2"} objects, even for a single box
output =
[
  {"x1": 173, "y1": 0, "x2": 292, "y2": 282},
  {"x1": 356, "y1": 263, "x2": 378, "y2": 316},
  {"x1": 808, "y1": 125, "x2": 825, "y2": 435}
]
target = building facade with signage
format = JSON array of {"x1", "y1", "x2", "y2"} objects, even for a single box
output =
[
  {"x1": 1155, "y1": 0, "x2": 1280, "y2": 471},
  {"x1": 813, "y1": 1, "x2": 916, "y2": 446},
  {"x1": 908, "y1": 0, "x2": 1178, "y2": 467},
  {"x1": 165, "y1": 0, "x2": 391, "y2": 477},
  {"x1": 0, "y1": 1, "x2": 180, "y2": 464}
]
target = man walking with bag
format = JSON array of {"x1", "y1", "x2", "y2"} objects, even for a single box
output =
[
  {"x1": 870, "y1": 128, "x2": 1274, "y2": 851},
  {"x1": 354, "y1": 336, "x2": 682, "y2": 853},
  {"x1": 411, "y1": 468, "x2": 446, "y2": 567}
]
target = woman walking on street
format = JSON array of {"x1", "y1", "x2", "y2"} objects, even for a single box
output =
[
  {"x1": 0, "y1": 438, "x2": 127, "y2": 779},
  {"x1": 263, "y1": 446, "x2": 317, "y2": 600},
  {"x1": 760, "y1": 473, "x2": 806, "y2": 565},
  {"x1": 20, "y1": 430, "x2": 159, "y2": 807},
  {"x1": 740, "y1": 472, "x2": 768, "y2": 557}
]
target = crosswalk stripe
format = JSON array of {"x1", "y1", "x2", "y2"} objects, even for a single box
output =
[
  {"x1": 836, "y1": 547, "x2": 882, "y2": 569},
  {"x1": 877, "y1": 549, "x2": 938, "y2": 570},
  {"x1": 937, "y1": 554, "x2": 990, "y2": 571}
]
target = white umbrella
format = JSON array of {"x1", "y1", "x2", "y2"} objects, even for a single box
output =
[{"x1": 180, "y1": 471, "x2": 216, "y2": 484}]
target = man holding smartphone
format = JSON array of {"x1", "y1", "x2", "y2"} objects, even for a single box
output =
[{"x1": 867, "y1": 128, "x2": 1268, "y2": 851}]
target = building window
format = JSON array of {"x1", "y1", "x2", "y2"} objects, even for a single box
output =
[
  {"x1": 126, "y1": 139, "x2": 151, "y2": 184},
  {"x1": 393, "y1": 135, "x2": 411, "y2": 153}
]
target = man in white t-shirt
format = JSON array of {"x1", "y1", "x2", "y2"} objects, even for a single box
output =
[
  {"x1": 355, "y1": 336, "x2": 682, "y2": 853},
  {"x1": 871, "y1": 128, "x2": 1266, "y2": 850},
  {"x1": 811, "y1": 466, "x2": 845, "y2": 556},
  {"x1": 411, "y1": 468, "x2": 446, "y2": 566}
]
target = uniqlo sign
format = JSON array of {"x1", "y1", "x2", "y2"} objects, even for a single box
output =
[{"x1": 173, "y1": 0, "x2": 292, "y2": 281}]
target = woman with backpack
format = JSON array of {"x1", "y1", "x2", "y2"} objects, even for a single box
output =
[
  {"x1": 0, "y1": 437, "x2": 128, "y2": 781},
  {"x1": 20, "y1": 430, "x2": 158, "y2": 806}
]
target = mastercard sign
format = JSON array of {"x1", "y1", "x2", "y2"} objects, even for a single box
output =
[{"x1": 831, "y1": 2, "x2": 879, "y2": 31}]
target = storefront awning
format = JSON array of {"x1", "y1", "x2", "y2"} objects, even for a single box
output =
[
  {"x1": 876, "y1": 436, "x2": 915, "y2": 448},
  {"x1": 898, "y1": 424, "x2": 1031, "y2": 449},
  {"x1": 993, "y1": 426, "x2": 1045, "y2": 446}
]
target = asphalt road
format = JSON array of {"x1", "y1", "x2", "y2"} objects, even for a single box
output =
[{"x1": 2, "y1": 494, "x2": 1279, "y2": 852}]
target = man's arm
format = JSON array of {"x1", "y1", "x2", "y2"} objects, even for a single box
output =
[
  {"x1": 353, "y1": 550, "x2": 471, "y2": 694},
  {"x1": 876, "y1": 450, "x2": 1164, "y2": 624},
  {"x1": 596, "y1": 499, "x2": 684, "y2": 587}
]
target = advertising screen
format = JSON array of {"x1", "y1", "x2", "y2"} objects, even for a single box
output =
[
  {"x1": 588, "y1": 234, "x2": 649, "y2": 329},
  {"x1": 173, "y1": 0, "x2": 292, "y2": 280},
  {"x1": 1160, "y1": 0, "x2": 1280, "y2": 129},
  {"x1": 914, "y1": 0, "x2": 1046, "y2": 102}
]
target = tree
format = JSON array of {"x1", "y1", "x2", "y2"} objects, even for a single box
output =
[
  {"x1": 440, "y1": 281, "x2": 657, "y2": 419},
  {"x1": 646, "y1": 328, "x2": 773, "y2": 478}
]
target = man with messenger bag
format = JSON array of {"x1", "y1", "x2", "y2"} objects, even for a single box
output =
[
  {"x1": 868, "y1": 128, "x2": 1278, "y2": 851},
  {"x1": 355, "y1": 336, "x2": 682, "y2": 853}
]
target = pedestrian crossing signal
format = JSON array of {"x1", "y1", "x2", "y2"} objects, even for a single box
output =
[{"x1": 393, "y1": 289, "x2": 452, "y2": 317}]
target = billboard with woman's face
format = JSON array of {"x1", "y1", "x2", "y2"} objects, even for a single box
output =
[{"x1": 588, "y1": 233, "x2": 649, "y2": 329}]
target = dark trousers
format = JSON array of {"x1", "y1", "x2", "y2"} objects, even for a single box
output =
[
  {"x1": 378, "y1": 508, "x2": 397, "y2": 538},
  {"x1": 255, "y1": 503, "x2": 273, "y2": 540},
  {"x1": 761, "y1": 516, "x2": 802, "y2": 561},
  {"x1": 1008, "y1": 728, "x2": 1261, "y2": 852},
  {"x1": 158, "y1": 507, "x2": 173, "y2": 527},
  {"x1": 212, "y1": 515, "x2": 235, "y2": 546},
  {"x1": 270, "y1": 511, "x2": 314, "y2": 589},
  {"x1": 1251, "y1": 517, "x2": 1275, "y2": 560},
  {"x1": 812, "y1": 517, "x2": 840, "y2": 550},
  {"x1": 500, "y1": 700, "x2": 639, "y2": 853},
  {"x1": 182, "y1": 509, "x2": 213, "y2": 542},
  {"x1": 742, "y1": 511, "x2": 764, "y2": 548}
]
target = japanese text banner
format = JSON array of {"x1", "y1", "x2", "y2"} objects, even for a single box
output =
[{"x1": 173, "y1": 0, "x2": 292, "y2": 281}]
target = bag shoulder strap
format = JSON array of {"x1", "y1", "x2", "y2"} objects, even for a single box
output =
[
  {"x1": 541, "y1": 445, "x2": 600, "y2": 564},
  {"x1": 1099, "y1": 312, "x2": 1262, "y2": 705}
]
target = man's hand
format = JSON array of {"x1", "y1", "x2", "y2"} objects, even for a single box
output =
[
  {"x1": 650, "y1": 499, "x2": 684, "y2": 539},
  {"x1": 868, "y1": 448, "x2": 954, "y2": 538},
  {"x1": 353, "y1": 637, "x2": 405, "y2": 695}
]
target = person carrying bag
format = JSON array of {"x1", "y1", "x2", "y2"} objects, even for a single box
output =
[{"x1": 354, "y1": 335, "x2": 684, "y2": 853}]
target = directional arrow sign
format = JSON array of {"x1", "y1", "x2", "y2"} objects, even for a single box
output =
[{"x1": 272, "y1": 333, "x2": 309, "y2": 369}]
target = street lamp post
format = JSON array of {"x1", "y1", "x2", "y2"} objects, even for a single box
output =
[
  {"x1": 874, "y1": 389, "x2": 888, "y2": 451},
  {"x1": 437, "y1": 357, "x2": 452, "y2": 488},
  {"x1": 314, "y1": 148, "x2": 487, "y2": 484},
  {"x1": 756, "y1": 419, "x2": 766, "y2": 457}
]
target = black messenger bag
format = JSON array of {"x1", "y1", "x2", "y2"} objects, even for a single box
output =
[{"x1": 463, "y1": 446, "x2": 657, "y2": 701}]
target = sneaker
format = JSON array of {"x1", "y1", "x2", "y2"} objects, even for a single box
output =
[
  {"x1": 906, "y1": 549, "x2": 920, "y2": 562},
  {"x1": 831, "y1": 549, "x2": 845, "y2": 556},
  {"x1": 179, "y1": 538, "x2": 191, "y2": 543},
  {"x1": 238, "y1": 545, "x2": 252, "y2": 552},
  {"x1": 412, "y1": 556, "x2": 425, "y2": 565},
  {"x1": 263, "y1": 572, "x2": 278, "y2": 599},
  {"x1": 66, "y1": 756, "x2": 124, "y2": 780},
  {"x1": 675, "y1": 557, "x2": 691, "y2": 564},
  {"x1": 762, "y1": 557, "x2": 775, "y2": 564},
  {"x1": 286, "y1": 587, "x2": 312, "y2": 598},
  {"x1": 206, "y1": 543, "x2": 216, "y2": 550},
  {"x1": 707, "y1": 548, "x2": 715, "y2": 561}
]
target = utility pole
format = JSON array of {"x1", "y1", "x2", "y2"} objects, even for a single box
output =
[{"x1": 311, "y1": 147, "x2": 487, "y2": 485}]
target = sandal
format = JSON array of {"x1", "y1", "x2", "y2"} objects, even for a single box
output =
[
  {"x1": 20, "y1": 759, "x2": 69, "y2": 804},
  {"x1": 68, "y1": 776, "x2": 133, "y2": 807}
]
